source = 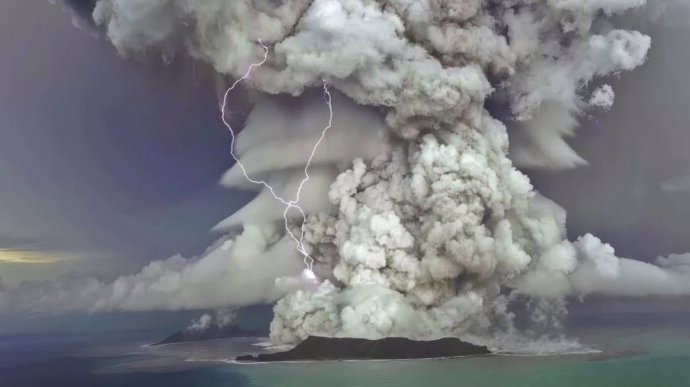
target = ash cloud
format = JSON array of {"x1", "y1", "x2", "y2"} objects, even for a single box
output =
[
  {"x1": 8, "y1": 0, "x2": 688, "y2": 348},
  {"x1": 0, "y1": 224, "x2": 303, "y2": 313},
  {"x1": 51, "y1": 0, "x2": 99, "y2": 35}
]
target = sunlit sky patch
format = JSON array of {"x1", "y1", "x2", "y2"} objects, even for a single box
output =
[{"x1": 0, "y1": 249, "x2": 66, "y2": 264}]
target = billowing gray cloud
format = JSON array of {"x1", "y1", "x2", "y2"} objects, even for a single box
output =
[{"x1": 8, "y1": 0, "x2": 687, "y2": 352}]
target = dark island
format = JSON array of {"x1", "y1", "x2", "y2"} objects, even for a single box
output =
[
  {"x1": 236, "y1": 336, "x2": 490, "y2": 362},
  {"x1": 154, "y1": 324, "x2": 267, "y2": 346}
]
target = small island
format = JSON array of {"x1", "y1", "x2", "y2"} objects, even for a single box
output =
[{"x1": 236, "y1": 336, "x2": 490, "y2": 362}]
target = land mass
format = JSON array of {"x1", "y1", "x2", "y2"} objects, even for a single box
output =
[
  {"x1": 236, "y1": 336, "x2": 491, "y2": 362},
  {"x1": 154, "y1": 325, "x2": 267, "y2": 346}
]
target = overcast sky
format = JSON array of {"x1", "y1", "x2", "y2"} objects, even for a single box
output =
[
  {"x1": 532, "y1": 19, "x2": 690, "y2": 261},
  {"x1": 0, "y1": 0, "x2": 247, "y2": 283},
  {"x1": 1, "y1": 1, "x2": 690, "y2": 285}
]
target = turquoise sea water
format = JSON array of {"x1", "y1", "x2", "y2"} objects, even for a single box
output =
[
  {"x1": 3, "y1": 321, "x2": 690, "y2": 387},
  {"x1": 225, "y1": 331, "x2": 690, "y2": 387}
]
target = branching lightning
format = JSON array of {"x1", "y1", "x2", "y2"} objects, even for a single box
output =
[{"x1": 220, "y1": 40, "x2": 333, "y2": 280}]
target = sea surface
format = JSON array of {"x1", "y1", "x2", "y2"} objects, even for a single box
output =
[{"x1": 2, "y1": 315, "x2": 690, "y2": 387}]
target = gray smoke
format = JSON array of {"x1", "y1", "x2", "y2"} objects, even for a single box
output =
[
  {"x1": 6, "y1": 0, "x2": 688, "y2": 348},
  {"x1": 0, "y1": 90, "x2": 383, "y2": 314},
  {"x1": 186, "y1": 308, "x2": 238, "y2": 331}
]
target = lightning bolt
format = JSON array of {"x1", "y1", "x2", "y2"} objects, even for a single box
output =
[{"x1": 220, "y1": 40, "x2": 332, "y2": 281}]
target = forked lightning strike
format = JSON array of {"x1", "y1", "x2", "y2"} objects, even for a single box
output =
[{"x1": 220, "y1": 39, "x2": 332, "y2": 280}]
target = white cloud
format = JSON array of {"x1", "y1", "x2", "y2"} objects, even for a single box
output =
[
  {"x1": 27, "y1": 0, "x2": 690, "y2": 348},
  {"x1": 0, "y1": 225, "x2": 304, "y2": 313}
]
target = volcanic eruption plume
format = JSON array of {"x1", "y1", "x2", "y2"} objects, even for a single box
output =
[{"x1": 7, "y1": 0, "x2": 690, "y2": 348}]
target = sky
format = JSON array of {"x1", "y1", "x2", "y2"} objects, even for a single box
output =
[
  {"x1": 531, "y1": 19, "x2": 690, "y2": 261},
  {"x1": 1, "y1": 1, "x2": 690, "y2": 286},
  {"x1": 0, "y1": 0, "x2": 248, "y2": 284}
]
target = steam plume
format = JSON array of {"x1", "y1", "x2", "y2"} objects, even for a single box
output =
[{"x1": 5, "y1": 0, "x2": 689, "y2": 348}]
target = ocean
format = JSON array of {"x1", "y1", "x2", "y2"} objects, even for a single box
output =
[{"x1": 2, "y1": 316, "x2": 690, "y2": 387}]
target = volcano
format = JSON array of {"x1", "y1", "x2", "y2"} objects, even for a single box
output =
[{"x1": 236, "y1": 336, "x2": 490, "y2": 362}]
